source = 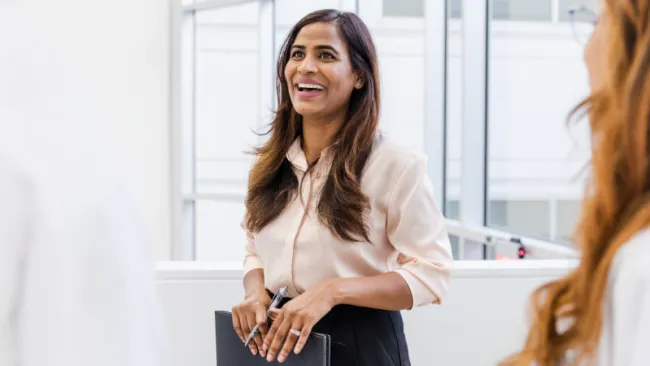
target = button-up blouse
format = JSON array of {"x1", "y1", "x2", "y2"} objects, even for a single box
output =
[{"x1": 242, "y1": 135, "x2": 453, "y2": 308}]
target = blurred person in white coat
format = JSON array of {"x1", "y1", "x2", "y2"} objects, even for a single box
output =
[{"x1": 0, "y1": 6, "x2": 166, "y2": 366}]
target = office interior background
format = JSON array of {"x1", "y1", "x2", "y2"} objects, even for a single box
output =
[
  {"x1": 175, "y1": 0, "x2": 594, "y2": 262},
  {"x1": 5, "y1": 0, "x2": 594, "y2": 364}
]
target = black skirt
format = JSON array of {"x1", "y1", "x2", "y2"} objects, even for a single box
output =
[{"x1": 274, "y1": 293, "x2": 411, "y2": 366}]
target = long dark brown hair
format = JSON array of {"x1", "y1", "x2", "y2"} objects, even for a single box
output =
[
  {"x1": 245, "y1": 9, "x2": 380, "y2": 242},
  {"x1": 502, "y1": 1, "x2": 650, "y2": 365}
]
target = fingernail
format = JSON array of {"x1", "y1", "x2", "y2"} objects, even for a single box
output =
[
  {"x1": 251, "y1": 348, "x2": 257, "y2": 356},
  {"x1": 278, "y1": 355, "x2": 285, "y2": 362},
  {"x1": 260, "y1": 350, "x2": 266, "y2": 357},
  {"x1": 263, "y1": 344, "x2": 268, "y2": 352},
  {"x1": 266, "y1": 354, "x2": 273, "y2": 362}
]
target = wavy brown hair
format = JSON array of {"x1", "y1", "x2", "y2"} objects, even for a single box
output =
[
  {"x1": 502, "y1": 1, "x2": 650, "y2": 365},
  {"x1": 244, "y1": 9, "x2": 380, "y2": 242}
]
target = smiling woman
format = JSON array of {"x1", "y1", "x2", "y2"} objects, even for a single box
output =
[{"x1": 230, "y1": 9, "x2": 453, "y2": 366}]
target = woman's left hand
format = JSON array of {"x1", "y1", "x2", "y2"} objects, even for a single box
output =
[{"x1": 262, "y1": 279, "x2": 339, "y2": 363}]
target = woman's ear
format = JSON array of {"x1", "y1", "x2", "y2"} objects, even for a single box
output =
[{"x1": 354, "y1": 73, "x2": 364, "y2": 89}]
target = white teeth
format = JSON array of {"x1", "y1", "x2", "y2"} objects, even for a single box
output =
[{"x1": 297, "y1": 83, "x2": 324, "y2": 90}]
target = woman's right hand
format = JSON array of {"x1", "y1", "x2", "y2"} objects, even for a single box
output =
[{"x1": 232, "y1": 290, "x2": 272, "y2": 356}]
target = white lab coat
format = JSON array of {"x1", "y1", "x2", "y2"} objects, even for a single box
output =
[{"x1": 0, "y1": 9, "x2": 166, "y2": 366}]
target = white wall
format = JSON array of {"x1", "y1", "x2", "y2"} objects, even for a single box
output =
[
  {"x1": 157, "y1": 260, "x2": 577, "y2": 366},
  {"x1": 0, "y1": 0, "x2": 173, "y2": 258}
]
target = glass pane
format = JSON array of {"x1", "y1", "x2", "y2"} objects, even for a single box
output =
[
  {"x1": 193, "y1": 3, "x2": 260, "y2": 260},
  {"x1": 195, "y1": 199, "x2": 246, "y2": 261},
  {"x1": 556, "y1": 200, "x2": 580, "y2": 245},
  {"x1": 382, "y1": 0, "x2": 424, "y2": 18},
  {"x1": 449, "y1": 235, "x2": 461, "y2": 260},
  {"x1": 450, "y1": 0, "x2": 462, "y2": 19},
  {"x1": 195, "y1": 3, "x2": 259, "y2": 197},
  {"x1": 275, "y1": 0, "x2": 341, "y2": 49},
  {"x1": 487, "y1": 1, "x2": 591, "y2": 242},
  {"x1": 446, "y1": 201, "x2": 460, "y2": 258},
  {"x1": 493, "y1": 0, "x2": 552, "y2": 21},
  {"x1": 489, "y1": 200, "x2": 550, "y2": 239},
  {"x1": 558, "y1": 0, "x2": 599, "y2": 22},
  {"x1": 446, "y1": 0, "x2": 462, "y2": 220},
  {"x1": 357, "y1": 0, "x2": 426, "y2": 152}
]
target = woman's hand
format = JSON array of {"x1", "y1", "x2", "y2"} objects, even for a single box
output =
[
  {"x1": 263, "y1": 280, "x2": 338, "y2": 363},
  {"x1": 231, "y1": 290, "x2": 272, "y2": 356}
]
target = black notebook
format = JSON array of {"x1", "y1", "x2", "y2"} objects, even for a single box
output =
[{"x1": 215, "y1": 311, "x2": 331, "y2": 366}]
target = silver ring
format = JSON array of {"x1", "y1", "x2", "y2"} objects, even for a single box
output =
[{"x1": 289, "y1": 328, "x2": 301, "y2": 336}]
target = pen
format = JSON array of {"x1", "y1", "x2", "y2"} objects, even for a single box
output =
[{"x1": 244, "y1": 286, "x2": 288, "y2": 347}]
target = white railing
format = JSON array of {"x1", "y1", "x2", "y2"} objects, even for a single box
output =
[{"x1": 446, "y1": 219, "x2": 579, "y2": 260}]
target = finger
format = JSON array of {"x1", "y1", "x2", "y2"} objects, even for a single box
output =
[
  {"x1": 246, "y1": 312, "x2": 263, "y2": 353},
  {"x1": 246, "y1": 313, "x2": 262, "y2": 355},
  {"x1": 231, "y1": 310, "x2": 245, "y2": 342},
  {"x1": 294, "y1": 323, "x2": 313, "y2": 355},
  {"x1": 255, "y1": 307, "x2": 270, "y2": 336},
  {"x1": 263, "y1": 311, "x2": 282, "y2": 351},
  {"x1": 268, "y1": 308, "x2": 281, "y2": 321},
  {"x1": 266, "y1": 315, "x2": 292, "y2": 362},
  {"x1": 240, "y1": 315, "x2": 257, "y2": 356},
  {"x1": 253, "y1": 332, "x2": 266, "y2": 357},
  {"x1": 248, "y1": 342, "x2": 258, "y2": 356},
  {"x1": 254, "y1": 308, "x2": 269, "y2": 357},
  {"x1": 277, "y1": 324, "x2": 302, "y2": 363}
]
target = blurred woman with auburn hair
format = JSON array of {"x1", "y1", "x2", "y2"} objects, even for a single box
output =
[{"x1": 503, "y1": 1, "x2": 650, "y2": 365}]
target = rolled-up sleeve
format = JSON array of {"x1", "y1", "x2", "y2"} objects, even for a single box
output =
[
  {"x1": 386, "y1": 155, "x2": 453, "y2": 308},
  {"x1": 241, "y1": 218, "x2": 263, "y2": 275}
]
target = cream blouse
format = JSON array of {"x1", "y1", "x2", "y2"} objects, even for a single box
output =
[{"x1": 242, "y1": 135, "x2": 453, "y2": 308}]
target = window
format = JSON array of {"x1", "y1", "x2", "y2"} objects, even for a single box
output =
[
  {"x1": 489, "y1": 200, "x2": 551, "y2": 239},
  {"x1": 450, "y1": 0, "x2": 462, "y2": 19},
  {"x1": 556, "y1": 200, "x2": 581, "y2": 245},
  {"x1": 382, "y1": 0, "x2": 424, "y2": 18},
  {"x1": 486, "y1": 0, "x2": 591, "y2": 242},
  {"x1": 186, "y1": 2, "x2": 262, "y2": 261},
  {"x1": 451, "y1": 0, "x2": 553, "y2": 21},
  {"x1": 275, "y1": 0, "x2": 341, "y2": 54},
  {"x1": 359, "y1": 1, "x2": 427, "y2": 153},
  {"x1": 446, "y1": 200, "x2": 461, "y2": 259},
  {"x1": 558, "y1": 0, "x2": 599, "y2": 22},
  {"x1": 492, "y1": 0, "x2": 552, "y2": 21},
  {"x1": 176, "y1": 0, "x2": 578, "y2": 261},
  {"x1": 181, "y1": 0, "x2": 357, "y2": 261}
]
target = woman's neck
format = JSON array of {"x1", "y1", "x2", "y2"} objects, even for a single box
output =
[{"x1": 301, "y1": 116, "x2": 343, "y2": 164}]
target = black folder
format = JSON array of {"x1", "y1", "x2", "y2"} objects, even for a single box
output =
[{"x1": 215, "y1": 311, "x2": 331, "y2": 366}]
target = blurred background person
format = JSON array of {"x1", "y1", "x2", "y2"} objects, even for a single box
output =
[
  {"x1": 0, "y1": 5, "x2": 166, "y2": 366},
  {"x1": 503, "y1": 1, "x2": 650, "y2": 365}
]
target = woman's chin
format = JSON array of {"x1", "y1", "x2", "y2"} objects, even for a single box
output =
[{"x1": 294, "y1": 105, "x2": 324, "y2": 119}]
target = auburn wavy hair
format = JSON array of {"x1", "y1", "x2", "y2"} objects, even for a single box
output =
[
  {"x1": 502, "y1": 1, "x2": 650, "y2": 365},
  {"x1": 244, "y1": 9, "x2": 380, "y2": 242}
]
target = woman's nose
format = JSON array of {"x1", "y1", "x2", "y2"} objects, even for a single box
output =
[{"x1": 297, "y1": 57, "x2": 317, "y2": 74}]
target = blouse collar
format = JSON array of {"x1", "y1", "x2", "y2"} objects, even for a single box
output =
[{"x1": 286, "y1": 137, "x2": 334, "y2": 172}]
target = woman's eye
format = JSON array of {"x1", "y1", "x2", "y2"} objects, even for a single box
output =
[
  {"x1": 291, "y1": 51, "x2": 304, "y2": 58},
  {"x1": 320, "y1": 52, "x2": 334, "y2": 60}
]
